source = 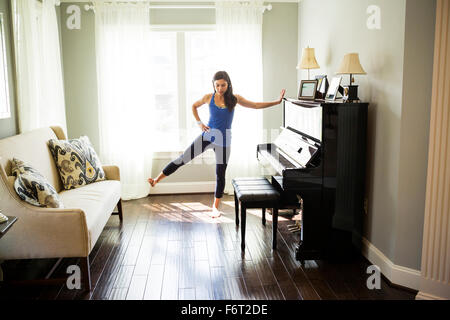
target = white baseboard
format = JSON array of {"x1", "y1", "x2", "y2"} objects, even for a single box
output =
[
  {"x1": 148, "y1": 181, "x2": 215, "y2": 194},
  {"x1": 361, "y1": 237, "x2": 421, "y2": 291}
]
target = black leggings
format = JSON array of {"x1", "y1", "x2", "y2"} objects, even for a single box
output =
[{"x1": 162, "y1": 134, "x2": 231, "y2": 198}]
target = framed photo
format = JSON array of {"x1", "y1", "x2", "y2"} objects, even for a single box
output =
[
  {"x1": 325, "y1": 76, "x2": 342, "y2": 101},
  {"x1": 298, "y1": 80, "x2": 318, "y2": 100},
  {"x1": 315, "y1": 75, "x2": 328, "y2": 93}
]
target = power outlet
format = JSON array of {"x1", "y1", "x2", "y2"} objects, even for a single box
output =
[{"x1": 364, "y1": 198, "x2": 368, "y2": 215}]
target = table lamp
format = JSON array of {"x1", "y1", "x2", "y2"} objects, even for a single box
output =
[
  {"x1": 336, "y1": 53, "x2": 366, "y2": 101},
  {"x1": 297, "y1": 47, "x2": 320, "y2": 80}
]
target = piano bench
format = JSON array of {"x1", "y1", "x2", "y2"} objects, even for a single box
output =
[{"x1": 231, "y1": 177, "x2": 280, "y2": 251}]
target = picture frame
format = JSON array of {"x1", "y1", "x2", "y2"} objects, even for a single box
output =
[
  {"x1": 298, "y1": 79, "x2": 318, "y2": 100},
  {"x1": 314, "y1": 75, "x2": 328, "y2": 99},
  {"x1": 0, "y1": 13, "x2": 10, "y2": 120},
  {"x1": 325, "y1": 76, "x2": 342, "y2": 101}
]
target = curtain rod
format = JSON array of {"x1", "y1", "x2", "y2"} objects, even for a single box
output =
[{"x1": 83, "y1": 3, "x2": 273, "y2": 12}]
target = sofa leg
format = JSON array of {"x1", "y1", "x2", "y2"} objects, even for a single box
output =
[
  {"x1": 80, "y1": 257, "x2": 91, "y2": 291},
  {"x1": 116, "y1": 199, "x2": 123, "y2": 221}
]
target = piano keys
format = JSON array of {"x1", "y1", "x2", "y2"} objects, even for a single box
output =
[{"x1": 257, "y1": 98, "x2": 368, "y2": 261}]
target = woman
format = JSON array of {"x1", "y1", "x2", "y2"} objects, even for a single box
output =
[{"x1": 148, "y1": 71, "x2": 285, "y2": 218}]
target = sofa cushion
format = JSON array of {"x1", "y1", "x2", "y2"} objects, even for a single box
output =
[
  {"x1": 58, "y1": 180, "x2": 121, "y2": 251},
  {"x1": 48, "y1": 136, "x2": 106, "y2": 190},
  {"x1": 11, "y1": 158, "x2": 64, "y2": 208},
  {"x1": 0, "y1": 127, "x2": 63, "y2": 192}
]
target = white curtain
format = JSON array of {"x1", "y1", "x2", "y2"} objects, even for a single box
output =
[
  {"x1": 215, "y1": 0, "x2": 265, "y2": 194},
  {"x1": 94, "y1": 1, "x2": 154, "y2": 200},
  {"x1": 12, "y1": 0, "x2": 67, "y2": 133}
]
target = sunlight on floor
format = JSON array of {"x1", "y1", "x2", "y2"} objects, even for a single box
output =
[
  {"x1": 142, "y1": 199, "x2": 299, "y2": 224},
  {"x1": 141, "y1": 202, "x2": 234, "y2": 224}
]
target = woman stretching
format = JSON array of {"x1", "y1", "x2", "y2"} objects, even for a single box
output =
[{"x1": 148, "y1": 71, "x2": 285, "y2": 218}]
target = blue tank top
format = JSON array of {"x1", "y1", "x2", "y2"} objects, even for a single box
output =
[{"x1": 202, "y1": 93, "x2": 235, "y2": 147}]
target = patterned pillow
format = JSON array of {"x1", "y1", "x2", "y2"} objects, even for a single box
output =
[
  {"x1": 11, "y1": 158, "x2": 64, "y2": 208},
  {"x1": 48, "y1": 136, "x2": 105, "y2": 190}
]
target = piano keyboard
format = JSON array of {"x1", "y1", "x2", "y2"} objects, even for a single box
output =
[
  {"x1": 258, "y1": 147, "x2": 298, "y2": 175},
  {"x1": 276, "y1": 148, "x2": 303, "y2": 169}
]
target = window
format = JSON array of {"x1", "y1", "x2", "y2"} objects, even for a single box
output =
[
  {"x1": 0, "y1": 13, "x2": 10, "y2": 119},
  {"x1": 185, "y1": 31, "x2": 218, "y2": 142},
  {"x1": 149, "y1": 32, "x2": 179, "y2": 152},
  {"x1": 149, "y1": 28, "x2": 218, "y2": 153}
]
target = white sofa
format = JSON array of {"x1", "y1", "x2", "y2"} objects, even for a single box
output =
[{"x1": 0, "y1": 126, "x2": 123, "y2": 290}]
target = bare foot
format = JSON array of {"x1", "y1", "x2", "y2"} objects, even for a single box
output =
[
  {"x1": 208, "y1": 207, "x2": 222, "y2": 218},
  {"x1": 147, "y1": 178, "x2": 157, "y2": 187}
]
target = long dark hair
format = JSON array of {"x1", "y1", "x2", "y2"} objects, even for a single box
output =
[{"x1": 212, "y1": 71, "x2": 237, "y2": 112}]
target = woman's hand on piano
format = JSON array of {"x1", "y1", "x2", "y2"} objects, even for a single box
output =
[{"x1": 278, "y1": 89, "x2": 286, "y2": 103}]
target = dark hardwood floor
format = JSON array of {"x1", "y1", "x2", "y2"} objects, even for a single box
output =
[{"x1": 0, "y1": 193, "x2": 416, "y2": 300}]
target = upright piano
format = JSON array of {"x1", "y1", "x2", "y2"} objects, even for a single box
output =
[{"x1": 257, "y1": 98, "x2": 368, "y2": 261}]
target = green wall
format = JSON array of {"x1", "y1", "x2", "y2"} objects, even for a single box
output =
[
  {"x1": 262, "y1": 3, "x2": 297, "y2": 142},
  {"x1": 298, "y1": 0, "x2": 436, "y2": 272},
  {"x1": 60, "y1": 2, "x2": 100, "y2": 149},
  {"x1": 59, "y1": 2, "x2": 298, "y2": 182},
  {"x1": 0, "y1": 0, "x2": 18, "y2": 139},
  {"x1": 396, "y1": 0, "x2": 435, "y2": 271}
]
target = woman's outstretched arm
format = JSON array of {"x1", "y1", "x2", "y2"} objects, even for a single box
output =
[{"x1": 236, "y1": 89, "x2": 286, "y2": 109}]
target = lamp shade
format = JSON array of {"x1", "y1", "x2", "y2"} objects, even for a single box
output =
[
  {"x1": 336, "y1": 53, "x2": 366, "y2": 75},
  {"x1": 297, "y1": 47, "x2": 320, "y2": 69}
]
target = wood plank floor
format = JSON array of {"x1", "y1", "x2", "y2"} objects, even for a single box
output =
[{"x1": 0, "y1": 193, "x2": 415, "y2": 300}]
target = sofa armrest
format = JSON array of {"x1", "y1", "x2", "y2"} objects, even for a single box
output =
[
  {"x1": 0, "y1": 166, "x2": 90, "y2": 259},
  {"x1": 50, "y1": 126, "x2": 67, "y2": 140},
  {"x1": 103, "y1": 165, "x2": 120, "y2": 181}
]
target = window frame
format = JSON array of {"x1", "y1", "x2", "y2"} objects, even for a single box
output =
[{"x1": 150, "y1": 24, "x2": 216, "y2": 159}]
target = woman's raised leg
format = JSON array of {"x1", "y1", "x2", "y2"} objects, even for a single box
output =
[{"x1": 148, "y1": 134, "x2": 212, "y2": 188}]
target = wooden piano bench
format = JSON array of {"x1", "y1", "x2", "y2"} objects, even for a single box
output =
[{"x1": 231, "y1": 177, "x2": 280, "y2": 251}]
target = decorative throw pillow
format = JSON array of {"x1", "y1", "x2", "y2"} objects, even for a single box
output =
[
  {"x1": 11, "y1": 158, "x2": 64, "y2": 208},
  {"x1": 48, "y1": 136, "x2": 105, "y2": 190}
]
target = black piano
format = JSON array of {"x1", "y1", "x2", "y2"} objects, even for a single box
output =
[{"x1": 257, "y1": 98, "x2": 368, "y2": 261}]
